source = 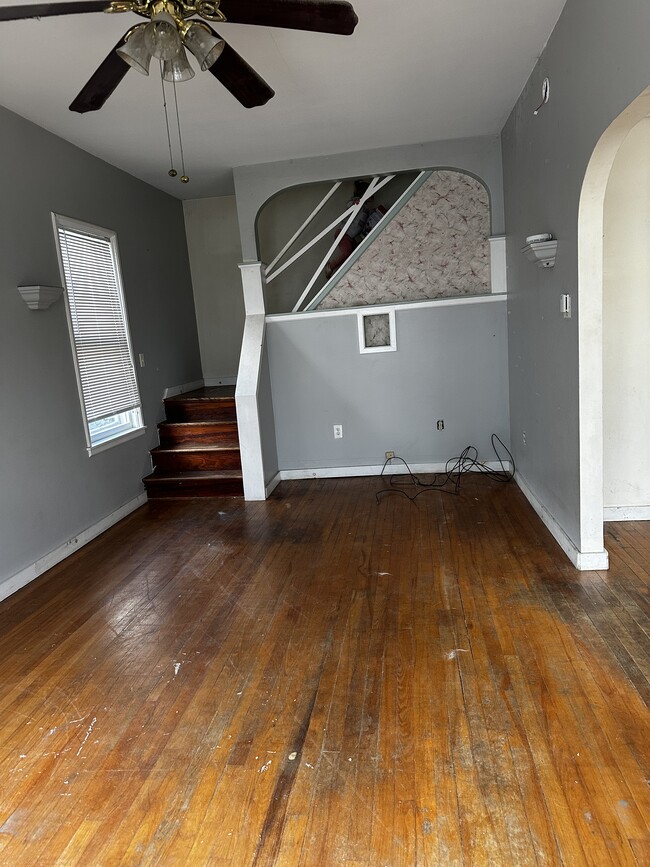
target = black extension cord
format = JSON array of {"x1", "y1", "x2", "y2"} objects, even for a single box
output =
[{"x1": 375, "y1": 434, "x2": 515, "y2": 503}]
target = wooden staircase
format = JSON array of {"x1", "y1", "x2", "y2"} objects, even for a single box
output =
[{"x1": 143, "y1": 386, "x2": 244, "y2": 499}]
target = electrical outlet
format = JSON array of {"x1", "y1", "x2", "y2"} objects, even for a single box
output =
[
  {"x1": 138, "y1": 353, "x2": 145, "y2": 367},
  {"x1": 561, "y1": 294, "x2": 572, "y2": 318},
  {"x1": 385, "y1": 450, "x2": 395, "y2": 460},
  {"x1": 333, "y1": 424, "x2": 343, "y2": 439},
  {"x1": 436, "y1": 420, "x2": 444, "y2": 431}
]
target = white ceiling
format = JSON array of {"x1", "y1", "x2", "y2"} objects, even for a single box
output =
[{"x1": 0, "y1": 0, "x2": 566, "y2": 198}]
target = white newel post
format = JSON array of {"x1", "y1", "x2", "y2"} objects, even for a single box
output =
[{"x1": 235, "y1": 263, "x2": 268, "y2": 501}]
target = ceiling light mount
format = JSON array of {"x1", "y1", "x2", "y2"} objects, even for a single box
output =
[{"x1": 106, "y1": 0, "x2": 225, "y2": 22}]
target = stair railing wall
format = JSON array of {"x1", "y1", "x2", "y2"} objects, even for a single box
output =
[{"x1": 235, "y1": 263, "x2": 277, "y2": 500}]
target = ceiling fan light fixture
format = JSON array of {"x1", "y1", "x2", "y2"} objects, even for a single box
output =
[
  {"x1": 116, "y1": 24, "x2": 152, "y2": 76},
  {"x1": 162, "y1": 45, "x2": 196, "y2": 82},
  {"x1": 182, "y1": 22, "x2": 225, "y2": 71},
  {"x1": 144, "y1": 10, "x2": 182, "y2": 61}
]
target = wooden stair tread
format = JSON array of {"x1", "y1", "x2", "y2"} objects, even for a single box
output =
[
  {"x1": 151, "y1": 444, "x2": 240, "y2": 453},
  {"x1": 158, "y1": 421, "x2": 238, "y2": 428},
  {"x1": 144, "y1": 469, "x2": 243, "y2": 481},
  {"x1": 165, "y1": 386, "x2": 235, "y2": 402}
]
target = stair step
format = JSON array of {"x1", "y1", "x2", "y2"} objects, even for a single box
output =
[
  {"x1": 158, "y1": 421, "x2": 239, "y2": 448},
  {"x1": 145, "y1": 386, "x2": 243, "y2": 500},
  {"x1": 151, "y1": 445, "x2": 242, "y2": 472},
  {"x1": 164, "y1": 386, "x2": 237, "y2": 422},
  {"x1": 143, "y1": 470, "x2": 244, "y2": 499}
]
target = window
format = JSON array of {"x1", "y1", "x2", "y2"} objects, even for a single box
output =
[{"x1": 53, "y1": 214, "x2": 144, "y2": 455}]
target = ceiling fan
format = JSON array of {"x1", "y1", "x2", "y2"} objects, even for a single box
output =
[{"x1": 0, "y1": 0, "x2": 359, "y2": 113}]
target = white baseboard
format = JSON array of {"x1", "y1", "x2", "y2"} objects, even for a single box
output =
[
  {"x1": 265, "y1": 472, "x2": 282, "y2": 498},
  {"x1": 163, "y1": 379, "x2": 204, "y2": 399},
  {"x1": 604, "y1": 504, "x2": 650, "y2": 522},
  {"x1": 279, "y1": 460, "x2": 511, "y2": 481},
  {"x1": 204, "y1": 376, "x2": 237, "y2": 387},
  {"x1": 0, "y1": 493, "x2": 148, "y2": 604},
  {"x1": 515, "y1": 472, "x2": 609, "y2": 571}
]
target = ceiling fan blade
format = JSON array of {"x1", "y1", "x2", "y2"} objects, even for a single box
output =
[
  {"x1": 218, "y1": 0, "x2": 358, "y2": 35},
  {"x1": 0, "y1": 1, "x2": 111, "y2": 22},
  {"x1": 69, "y1": 36, "x2": 129, "y2": 113},
  {"x1": 206, "y1": 32, "x2": 275, "y2": 108}
]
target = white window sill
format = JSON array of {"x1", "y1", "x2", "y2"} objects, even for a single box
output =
[{"x1": 87, "y1": 425, "x2": 146, "y2": 457}]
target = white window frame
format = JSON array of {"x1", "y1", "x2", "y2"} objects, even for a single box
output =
[{"x1": 52, "y1": 213, "x2": 145, "y2": 456}]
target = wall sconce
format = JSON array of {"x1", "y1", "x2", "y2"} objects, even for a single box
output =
[
  {"x1": 521, "y1": 233, "x2": 557, "y2": 268},
  {"x1": 17, "y1": 285, "x2": 63, "y2": 310}
]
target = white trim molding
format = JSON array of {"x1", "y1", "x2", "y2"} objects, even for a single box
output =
[
  {"x1": 265, "y1": 472, "x2": 282, "y2": 498},
  {"x1": 0, "y1": 493, "x2": 147, "y2": 604},
  {"x1": 278, "y1": 461, "x2": 511, "y2": 481},
  {"x1": 488, "y1": 235, "x2": 507, "y2": 294},
  {"x1": 267, "y1": 292, "x2": 506, "y2": 324},
  {"x1": 515, "y1": 472, "x2": 609, "y2": 571},
  {"x1": 163, "y1": 379, "x2": 204, "y2": 399},
  {"x1": 604, "y1": 505, "x2": 650, "y2": 522}
]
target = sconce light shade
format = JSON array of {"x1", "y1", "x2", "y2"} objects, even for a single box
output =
[
  {"x1": 521, "y1": 238, "x2": 558, "y2": 268},
  {"x1": 18, "y1": 285, "x2": 63, "y2": 310},
  {"x1": 183, "y1": 22, "x2": 225, "y2": 71},
  {"x1": 116, "y1": 24, "x2": 152, "y2": 76},
  {"x1": 145, "y1": 11, "x2": 183, "y2": 61},
  {"x1": 162, "y1": 45, "x2": 196, "y2": 82}
]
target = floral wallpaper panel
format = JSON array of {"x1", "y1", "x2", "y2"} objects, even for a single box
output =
[{"x1": 319, "y1": 171, "x2": 490, "y2": 309}]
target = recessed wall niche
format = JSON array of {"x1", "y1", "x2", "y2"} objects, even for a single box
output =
[{"x1": 357, "y1": 309, "x2": 396, "y2": 354}]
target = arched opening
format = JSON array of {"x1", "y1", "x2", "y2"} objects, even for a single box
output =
[
  {"x1": 577, "y1": 85, "x2": 650, "y2": 553},
  {"x1": 255, "y1": 168, "x2": 494, "y2": 315},
  {"x1": 603, "y1": 118, "x2": 650, "y2": 520}
]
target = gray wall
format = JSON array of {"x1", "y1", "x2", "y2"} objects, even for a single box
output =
[
  {"x1": 0, "y1": 104, "x2": 202, "y2": 592},
  {"x1": 183, "y1": 196, "x2": 244, "y2": 382},
  {"x1": 259, "y1": 340, "x2": 279, "y2": 484},
  {"x1": 231, "y1": 136, "x2": 506, "y2": 487},
  {"x1": 267, "y1": 301, "x2": 509, "y2": 470},
  {"x1": 501, "y1": 0, "x2": 650, "y2": 548},
  {"x1": 234, "y1": 135, "x2": 504, "y2": 261}
]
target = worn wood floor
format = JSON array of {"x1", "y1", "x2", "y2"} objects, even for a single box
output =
[{"x1": 0, "y1": 477, "x2": 648, "y2": 866}]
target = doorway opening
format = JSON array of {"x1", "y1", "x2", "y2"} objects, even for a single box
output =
[{"x1": 577, "y1": 85, "x2": 650, "y2": 548}]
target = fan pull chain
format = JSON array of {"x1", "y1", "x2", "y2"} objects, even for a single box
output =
[
  {"x1": 160, "y1": 61, "x2": 177, "y2": 178},
  {"x1": 172, "y1": 79, "x2": 189, "y2": 184}
]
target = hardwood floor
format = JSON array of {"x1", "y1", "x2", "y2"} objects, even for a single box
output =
[{"x1": 0, "y1": 476, "x2": 648, "y2": 866}]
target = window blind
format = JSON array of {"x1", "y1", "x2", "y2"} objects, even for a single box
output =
[{"x1": 57, "y1": 225, "x2": 141, "y2": 424}]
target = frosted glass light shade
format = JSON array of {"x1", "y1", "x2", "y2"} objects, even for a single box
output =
[
  {"x1": 183, "y1": 23, "x2": 225, "y2": 71},
  {"x1": 145, "y1": 11, "x2": 182, "y2": 61},
  {"x1": 116, "y1": 25, "x2": 152, "y2": 75},
  {"x1": 162, "y1": 46, "x2": 195, "y2": 82}
]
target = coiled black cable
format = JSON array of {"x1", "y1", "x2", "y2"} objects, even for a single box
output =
[{"x1": 375, "y1": 434, "x2": 515, "y2": 503}]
